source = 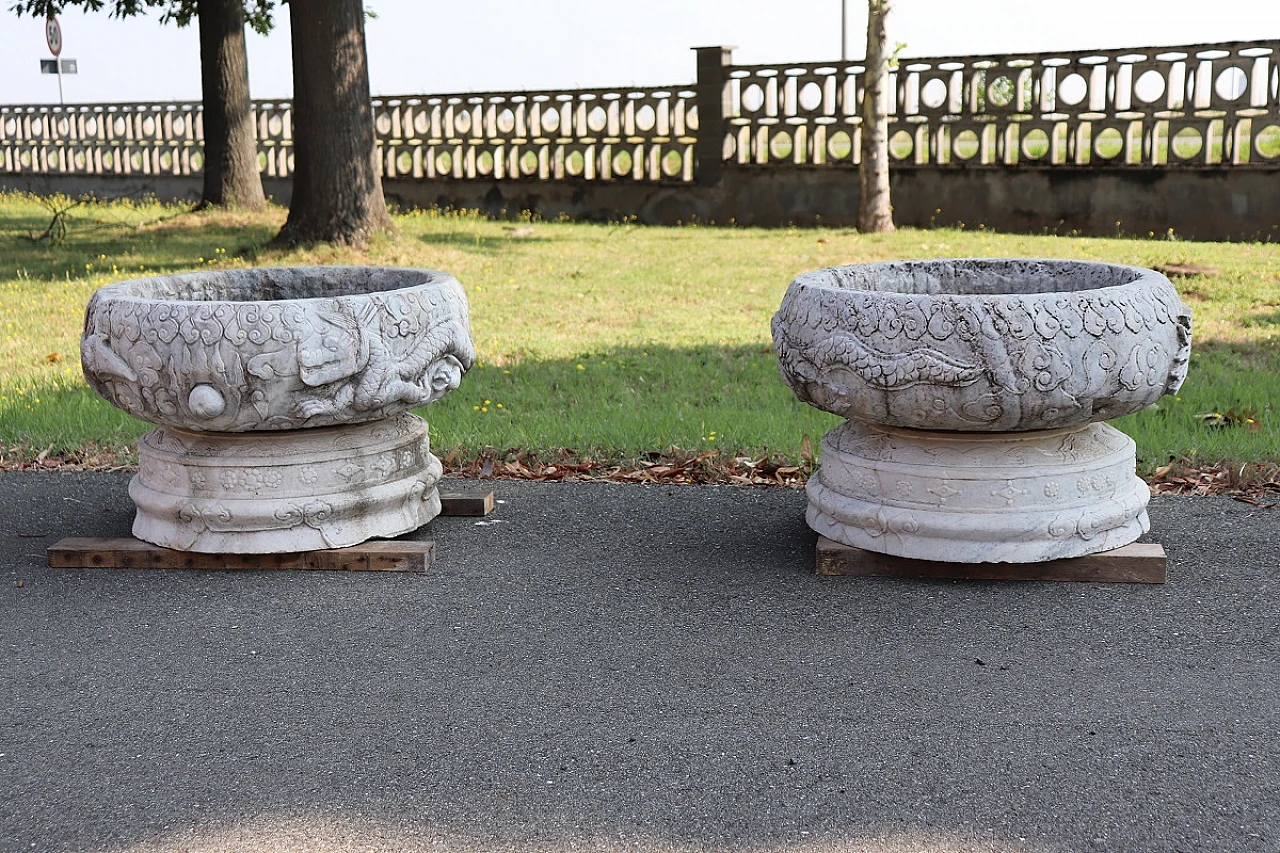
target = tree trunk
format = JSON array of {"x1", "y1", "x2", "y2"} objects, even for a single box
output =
[
  {"x1": 857, "y1": 0, "x2": 895, "y2": 233},
  {"x1": 197, "y1": 0, "x2": 266, "y2": 211},
  {"x1": 274, "y1": 0, "x2": 391, "y2": 247}
]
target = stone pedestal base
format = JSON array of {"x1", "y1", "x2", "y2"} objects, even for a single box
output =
[
  {"x1": 807, "y1": 420, "x2": 1150, "y2": 563},
  {"x1": 130, "y1": 413, "x2": 442, "y2": 554}
]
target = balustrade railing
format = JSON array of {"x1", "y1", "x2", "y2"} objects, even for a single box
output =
[
  {"x1": 726, "y1": 41, "x2": 1280, "y2": 168},
  {"x1": 2, "y1": 41, "x2": 1277, "y2": 185}
]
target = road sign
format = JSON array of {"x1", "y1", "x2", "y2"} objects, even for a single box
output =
[
  {"x1": 45, "y1": 16, "x2": 62, "y2": 57},
  {"x1": 39, "y1": 59, "x2": 77, "y2": 74}
]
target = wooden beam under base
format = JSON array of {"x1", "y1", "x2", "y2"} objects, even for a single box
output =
[
  {"x1": 47, "y1": 538, "x2": 434, "y2": 573},
  {"x1": 815, "y1": 537, "x2": 1167, "y2": 583},
  {"x1": 438, "y1": 490, "x2": 495, "y2": 517}
]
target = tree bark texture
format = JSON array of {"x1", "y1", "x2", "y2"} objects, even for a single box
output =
[
  {"x1": 857, "y1": 0, "x2": 896, "y2": 233},
  {"x1": 275, "y1": 0, "x2": 391, "y2": 247},
  {"x1": 197, "y1": 0, "x2": 267, "y2": 210}
]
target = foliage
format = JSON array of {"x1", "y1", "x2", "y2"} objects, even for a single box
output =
[{"x1": 8, "y1": 0, "x2": 274, "y2": 34}]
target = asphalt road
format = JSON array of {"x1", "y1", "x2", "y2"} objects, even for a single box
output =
[{"x1": 1, "y1": 472, "x2": 1277, "y2": 853}]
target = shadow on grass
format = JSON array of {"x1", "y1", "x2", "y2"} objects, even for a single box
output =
[{"x1": 415, "y1": 230, "x2": 552, "y2": 254}]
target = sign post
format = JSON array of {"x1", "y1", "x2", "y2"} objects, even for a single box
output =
[{"x1": 45, "y1": 15, "x2": 64, "y2": 104}]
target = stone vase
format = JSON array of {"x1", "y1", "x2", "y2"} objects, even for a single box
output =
[
  {"x1": 772, "y1": 259, "x2": 1192, "y2": 563},
  {"x1": 81, "y1": 266, "x2": 475, "y2": 554}
]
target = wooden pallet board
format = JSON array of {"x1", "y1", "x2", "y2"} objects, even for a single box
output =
[
  {"x1": 815, "y1": 537, "x2": 1167, "y2": 583},
  {"x1": 438, "y1": 490, "x2": 495, "y2": 517},
  {"x1": 47, "y1": 538, "x2": 434, "y2": 573}
]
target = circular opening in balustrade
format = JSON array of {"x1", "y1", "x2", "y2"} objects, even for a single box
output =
[
  {"x1": 1171, "y1": 127, "x2": 1203, "y2": 159},
  {"x1": 1094, "y1": 127, "x2": 1124, "y2": 159},
  {"x1": 827, "y1": 130, "x2": 852, "y2": 159},
  {"x1": 29, "y1": 117, "x2": 44, "y2": 137},
  {"x1": 436, "y1": 151, "x2": 453, "y2": 173},
  {"x1": 142, "y1": 116, "x2": 156, "y2": 136},
  {"x1": 3, "y1": 118, "x2": 16, "y2": 136},
  {"x1": 57, "y1": 117, "x2": 70, "y2": 135},
  {"x1": 921, "y1": 78, "x2": 948, "y2": 109},
  {"x1": 74, "y1": 150, "x2": 87, "y2": 169},
  {"x1": 189, "y1": 151, "x2": 203, "y2": 170},
  {"x1": 159, "y1": 151, "x2": 173, "y2": 170},
  {"x1": 890, "y1": 129, "x2": 914, "y2": 159},
  {"x1": 686, "y1": 106, "x2": 699, "y2": 131},
  {"x1": 1058, "y1": 73, "x2": 1087, "y2": 106},
  {"x1": 798, "y1": 81, "x2": 823, "y2": 111},
  {"x1": 661, "y1": 149, "x2": 682, "y2": 176},
  {"x1": 612, "y1": 149, "x2": 633, "y2": 175},
  {"x1": 587, "y1": 106, "x2": 607, "y2": 133},
  {"x1": 1021, "y1": 128, "x2": 1049, "y2": 159},
  {"x1": 496, "y1": 109, "x2": 516, "y2": 134},
  {"x1": 769, "y1": 131, "x2": 793, "y2": 159},
  {"x1": 84, "y1": 116, "x2": 98, "y2": 136},
  {"x1": 397, "y1": 151, "x2": 413, "y2": 172},
  {"x1": 520, "y1": 150, "x2": 539, "y2": 175},
  {"x1": 1254, "y1": 124, "x2": 1280, "y2": 158},
  {"x1": 635, "y1": 104, "x2": 656, "y2": 132},
  {"x1": 113, "y1": 116, "x2": 127, "y2": 136},
  {"x1": 172, "y1": 116, "x2": 186, "y2": 135},
  {"x1": 414, "y1": 112, "x2": 431, "y2": 135},
  {"x1": 566, "y1": 150, "x2": 585, "y2": 176},
  {"x1": 375, "y1": 113, "x2": 392, "y2": 135},
  {"x1": 455, "y1": 111, "x2": 472, "y2": 134},
  {"x1": 741, "y1": 84, "x2": 765, "y2": 113},
  {"x1": 102, "y1": 151, "x2": 114, "y2": 168},
  {"x1": 257, "y1": 151, "x2": 268, "y2": 171},
  {"x1": 987, "y1": 76, "x2": 1014, "y2": 107},
  {"x1": 130, "y1": 151, "x2": 144, "y2": 169},
  {"x1": 540, "y1": 109, "x2": 560, "y2": 134},
  {"x1": 477, "y1": 150, "x2": 494, "y2": 174},
  {"x1": 953, "y1": 129, "x2": 979, "y2": 159},
  {"x1": 1215, "y1": 66, "x2": 1247, "y2": 100},
  {"x1": 1133, "y1": 69, "x2": 1166, "y2": 103}
]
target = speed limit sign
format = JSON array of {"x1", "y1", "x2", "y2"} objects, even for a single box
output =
[{"x1": 45, "y1": 16, "x2": 62, "y2": 57}]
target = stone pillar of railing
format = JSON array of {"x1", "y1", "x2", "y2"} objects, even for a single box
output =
[{"x1": 693, "y1": 45, "x2": 734, "y2": 186}]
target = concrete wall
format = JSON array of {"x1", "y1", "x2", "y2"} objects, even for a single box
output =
[{"x1": 5, "y1": 165, "x2": 1278, "y2": 242}]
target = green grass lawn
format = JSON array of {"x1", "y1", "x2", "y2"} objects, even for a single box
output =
[{"x1": 1, "y1": 191, "x2": 1277, "y2": 484}]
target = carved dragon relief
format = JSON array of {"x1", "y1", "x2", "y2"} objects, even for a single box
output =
[
  {"x1": 82, "y1": 278, "x2": 475, "y2": 432},
  {"x1": 773, "y1": 264, "x2": 1193, "y2": 432}
]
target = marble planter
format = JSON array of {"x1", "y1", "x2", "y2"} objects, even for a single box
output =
[
  {"x1": 82, "y1": 266, "x2": 475, "y2": 553},
  {"x1": 773, "y1": 259, "x2": 1192, "y2": 563}
]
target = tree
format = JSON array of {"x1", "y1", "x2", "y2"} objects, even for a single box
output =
[
  {"x1": 10, "y1": 0, "x2": 270, "y2": 211},
  {"x1": 272, "y1": 0, "x2": 391, "y2": 246},
  {"x1": 857, "y1": 0, "x2": 895, "y2": 233}
]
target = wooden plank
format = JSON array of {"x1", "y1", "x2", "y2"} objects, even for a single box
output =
[
  {"x1": 438, "y1": 490, "x2": 495, "y2": 517},
  {"x1": 815, "y1": 537, "x2": 1167, "y2": 583},
  {"x1": 47, "y1": 537, "x2": 433, "y2": 573}
]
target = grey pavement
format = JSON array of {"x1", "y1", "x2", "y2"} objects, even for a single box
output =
[{"x1": 1, "y1": 471, "x2": 1277, "y2": 853}]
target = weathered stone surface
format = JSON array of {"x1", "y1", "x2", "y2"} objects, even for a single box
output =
[
  {"x1": 82, "y1": 266, "x2": 475, "y2": 432},
  {"x1": 130, "y1": 413, "x2": 443, "y2": 554},
  {"x1": 773, "y1": 259, "x2": 1191, "y2": 563},
  {"x1": 773, "y1": 259, "x2": 1191, "y2": 432},
  {"x1": 807, "y1": 419, "x2": 1150, "y2": 563}
]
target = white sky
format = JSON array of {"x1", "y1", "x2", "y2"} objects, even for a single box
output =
[{"x1": 1, "y1": 0, "x2": 1276, "y2": 105}]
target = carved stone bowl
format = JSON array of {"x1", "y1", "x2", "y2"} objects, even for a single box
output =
[
  {"x1": 772, "y1": 259, "x2": 1193, "y2": 564},
  {"x1": 80, "y1": 266, "x2": 475, "y2": 554},
  {"x1": 82, "y1": 266, "x2": 476, "y2": 432},
  {"x1": 772, "y1": 259, "x2": 1192, "y2": 432}
]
